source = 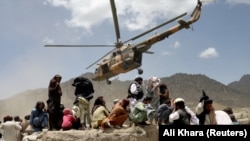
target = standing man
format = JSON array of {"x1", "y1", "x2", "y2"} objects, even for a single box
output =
[
  {"x1": 127, "y1": 76, "x2": 144, "y2": 112},
  {"x1": 72, "y1": 76, "x2": 95, "y2": 129},
  {"x1": 195, "y1": 90, "x2": 217, "y2": 125},
  {"x1": 146, "y1": 77, "x2": 169, "y2": 124},
  {"x1": 146, "y1": 76, "x2": 161, "y2": 113},
  {"x1": 47, "y1": 74, "x2": 63, "y2": 130}
]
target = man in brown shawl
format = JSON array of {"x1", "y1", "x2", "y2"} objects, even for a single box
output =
[
  {"x1": 47, "y1": 74, "x2": 63, "y2": 130},
  {"x1": 101, "y1": 98, "x2": 130, "y2": 129}
]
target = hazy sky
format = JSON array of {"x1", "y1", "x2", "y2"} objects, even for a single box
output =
[{"x1": 1, "y1": 0, "x2": 250, "y2": 100}]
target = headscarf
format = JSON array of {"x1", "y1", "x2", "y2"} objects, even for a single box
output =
[
  {"x1": 91, "y1": 96, "x2": 106, "y2": 114},
  {"x1": 121, "y1": 99, "x2": 130, "y2": 109}
]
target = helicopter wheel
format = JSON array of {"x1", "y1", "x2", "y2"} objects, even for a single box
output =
[
  {"x1": 122, "y1": 63, "x2": 128, "y2": 69},
  {"x1": 138, "y1": 68, "x2": 143, "y2": 75},
  {"x1": 106, "y1": 79, "x2": 112, "y2": 85}
]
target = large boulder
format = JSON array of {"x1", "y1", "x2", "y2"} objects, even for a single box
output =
[
  {"x1": 234, "y1": 108, "x2": 250, "y2": 124},
  {"x1": 34, "y1": 125, "x2": 158, "y2": 141}
]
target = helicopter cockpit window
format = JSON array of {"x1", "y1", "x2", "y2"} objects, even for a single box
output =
[{"x1": 112, "y1": 52, "x2": 116, "y2": 57}]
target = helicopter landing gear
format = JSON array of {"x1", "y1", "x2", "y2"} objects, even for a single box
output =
[
  {"x1": 137, "y1": 68, "x2": 143, "y2": 75},
  {"x1": 106, "y1": 79, "x2": 111, "y2": 85},
  {"x1": 122, "y1": 63, "x2": 128, "y2": 70}
]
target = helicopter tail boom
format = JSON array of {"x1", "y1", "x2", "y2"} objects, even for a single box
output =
[{"x1": 133, "y1": 0, "x2": 202, "y2": 51}]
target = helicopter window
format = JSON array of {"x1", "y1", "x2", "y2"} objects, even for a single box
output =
[
  {"x1": 133, "y1": 51, "x2": 142, "y2": 64},
  {"x1": 112, "y1": 52, "x2": 116, "y2": 57}
]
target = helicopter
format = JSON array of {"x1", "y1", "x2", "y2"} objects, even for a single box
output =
[{"x1": 45, "y1": 0, "x2": 203, "y2": 84}]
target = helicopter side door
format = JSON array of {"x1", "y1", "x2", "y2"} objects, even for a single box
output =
[
  {"x1": 101, "y1": 63, "x2": 109, "y2": 74},
  {"x1": 133, "y1": 49, "x2": 142, "y2": 64}
]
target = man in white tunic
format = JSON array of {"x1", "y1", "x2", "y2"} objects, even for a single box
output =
[{"x1": 0, "y1": 115, "x2": 22, "y2": 141}]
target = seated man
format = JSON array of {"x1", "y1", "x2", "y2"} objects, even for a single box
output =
[
  {"x1": 91, "y1": 96, "x2": 110, "y2": 129},
  {"x1": 157, "y1": 99, "x2": 173, "y2": 125},
  {"x1": 169, "y1": 98, "x2": 199, "y2": 125},
  {"x1": 101, "y1": 99, "x2": 130, "y2": 129},
  {"x1": 29, "y1": 101, "x2": 49, "y2": 132},
  {"x1": 129, "y1": 97, "x2": 152, "y2": 125},
  {"x1": 223, "y1": 107, "x2": 239, "y2": 125}
]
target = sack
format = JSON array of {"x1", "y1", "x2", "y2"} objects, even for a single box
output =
[
  {"x1": 72, "y1": 77, "x2": 94, "y2": 92},
  {"x1": 73, "y1": 76, "x2": 94, "y2": 100}
]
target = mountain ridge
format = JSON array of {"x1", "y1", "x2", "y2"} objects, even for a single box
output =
[
  {"x1": 0, "y1": 72, "x2": 249, "y2": 121},
  {"x1": 228, "y1": 74, "x2": 250, "y2": 95}
]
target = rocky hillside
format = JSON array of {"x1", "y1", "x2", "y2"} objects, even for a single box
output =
[{"x1": 0, "y1": 73, "x2": 249, "y2": 121}]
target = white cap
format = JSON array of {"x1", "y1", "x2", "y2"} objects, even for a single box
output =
[
  {"x1": 174, "y1": 98, "x2": 184, "y2": 104},
  {"x1": 113, "y1": 99, "x2": 119, "y2": 103}
]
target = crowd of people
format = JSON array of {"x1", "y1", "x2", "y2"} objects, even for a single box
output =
[{"x1": 0, "y1": 75, "x2": 239, "y2": 141}]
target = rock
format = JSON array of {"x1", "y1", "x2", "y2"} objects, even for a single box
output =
[
  {"x1": 237, "y1": 118, "x2": 250, "y2": 125},
  {"x1": 36, "y1": 125, "x2": 158, "y2": 141},
  {"x1": 234, "y1": 108, "x2": 250, "y2": 124}
]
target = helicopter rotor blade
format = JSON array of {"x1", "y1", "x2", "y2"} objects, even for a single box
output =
[
  {"x1": 123, "y1": 12, "x2": 187, "y2": 44},
  {"x1": 44, "y1": 45, "x2": 115, "y2": 47},
  {"x1": 85, "y1": 48, "x2": 116, "y2": 69},
  {"x1": 110, "y1": 0, "x2": 121, "y2": 44}
]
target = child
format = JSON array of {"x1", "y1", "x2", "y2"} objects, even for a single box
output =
[{"x1": 61, "y1": 108, "x2": 77, "y2": 131}]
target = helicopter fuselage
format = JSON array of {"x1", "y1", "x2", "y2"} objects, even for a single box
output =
[{"x1": 92, "y1": 44, "x2": 144, "y2": 81}]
